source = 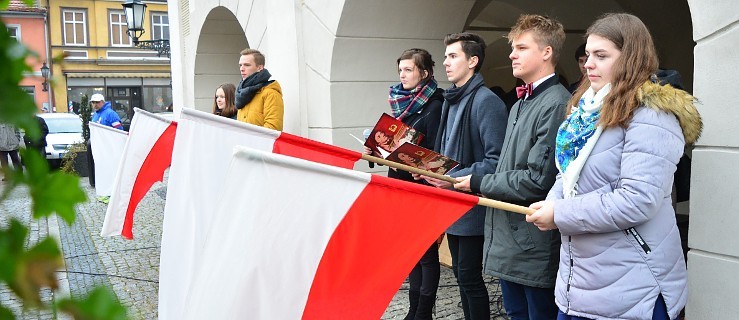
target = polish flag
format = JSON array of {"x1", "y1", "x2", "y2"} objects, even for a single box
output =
[
  {"x1": 179, "y1": 147, "x2": 478, "y2": 319},
  {"x1": 157, "y1": 109, "x2": 362, "y2": 318},
  {"x1": 100, "y1": 109, "x2": 176, "y2": 239},
  {"x1": 89, "y1": 122, "x2": 128, "y2": 197},
  {"x1": 101, "y1": 108, "x2": 360, "y2": 240}
]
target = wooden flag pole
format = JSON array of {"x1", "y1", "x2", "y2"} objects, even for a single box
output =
[{"x1": 360, "y1": 154, "x2": 535, "y2": 215}]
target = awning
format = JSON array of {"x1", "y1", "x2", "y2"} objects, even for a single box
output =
[{"x1": 65, "y1": 72, "x2": 170, "y2": 78}]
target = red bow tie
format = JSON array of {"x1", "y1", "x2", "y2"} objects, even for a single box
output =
[{"x1": 516, "y1": 83, "x2": 533, "y2": 99}]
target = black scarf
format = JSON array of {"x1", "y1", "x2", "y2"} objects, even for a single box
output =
[
  {"x1": 443, "y1": 76, "x2": 478, "y2": 104},
  {"x1": 235, "y1": 69, "x2": 274, "y2": 109},
  {"x1": 435, "y1": 75, "x2": 484, "y2": 168}
]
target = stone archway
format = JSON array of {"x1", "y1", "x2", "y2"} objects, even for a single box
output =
[
  {"x1": 302, "y1": 0, "x2": 475, "y2": 165},
  {"x1": 192, "y1": 7, "x2": 247, "y2": 113}
]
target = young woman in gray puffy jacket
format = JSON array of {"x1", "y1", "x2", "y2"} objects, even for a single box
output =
[{"x1": 526, "y1": 13, "x2": 702, "y2": 320}]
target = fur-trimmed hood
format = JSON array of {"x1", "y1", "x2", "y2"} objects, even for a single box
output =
[{"x1": 638, "y1": 81, "x2": 703, "y2": 144}]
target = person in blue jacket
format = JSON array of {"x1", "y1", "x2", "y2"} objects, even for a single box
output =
[{"x1": 90, "y1": 93, "x2": 123, "y2": 130}]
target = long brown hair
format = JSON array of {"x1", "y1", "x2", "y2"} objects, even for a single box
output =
[
  {"x1": 212, "y1": 83, "x2": 237, "y2": 118},
  {"x1": 568, "y1": 13, "x2": 658, "y2": 128}
]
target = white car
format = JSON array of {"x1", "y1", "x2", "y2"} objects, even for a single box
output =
[{"x1": 39, "y1": 113, "x2": 84, "y2": 166}]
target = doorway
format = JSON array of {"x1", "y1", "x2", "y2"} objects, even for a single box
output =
[{"x1": 107, "y1": 86, "x2": 141, "y2": 130}]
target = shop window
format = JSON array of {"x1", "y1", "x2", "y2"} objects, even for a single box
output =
[
  {"x1": 67, "y1": 87, "x2": 102, "y2": 114},
  {"x1": 142, "y1": 86, "x2": 173, "y2": 113}
]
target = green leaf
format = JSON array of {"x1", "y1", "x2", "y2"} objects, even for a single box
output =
[
  {"x1": 0, "y1": 220, "x2": 28, "y2": 282},
  {"x1": 58, "y1": 287, "x2": 128, "y2": 320},
  {"x1": 29, "y1": 170, "x2": 86, "y2": 224},
  {"x1": 8, "y1": 238, "x2": 62, "y2": 306},
  {"x1": 0, "y1": 221, "x2": 62, "y2": 307},
  {"x1": 19, "y1": 148, "x2": 50, "y2": 184},
  {"x1": 0, "y1": 304, "x2": 15, "y2": 320}
]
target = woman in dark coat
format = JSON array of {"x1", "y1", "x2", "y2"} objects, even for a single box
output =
[{"x1": 366, "y1": 48, "x2": 443, "y2": 320}]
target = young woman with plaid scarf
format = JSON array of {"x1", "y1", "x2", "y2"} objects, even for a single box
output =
[{"x1": 366, "y1": 48, "x2": 443, "y2": 320}]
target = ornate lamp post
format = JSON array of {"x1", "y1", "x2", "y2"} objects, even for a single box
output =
[
  {"x1": 40, "y1": 61, "x2": 50, "y2": 92},
  {"x1": 122, "y1": 0, "x2": 170, "y2": 58}
]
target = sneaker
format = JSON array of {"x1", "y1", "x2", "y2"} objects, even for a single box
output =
[{"x1": 97, "y1": 196, "x2": 110, "y2": 204}]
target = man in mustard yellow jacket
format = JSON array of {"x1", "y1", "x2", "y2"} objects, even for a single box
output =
[{"x1": 235, "y1": 48, "x2": 284, "y2": 130}]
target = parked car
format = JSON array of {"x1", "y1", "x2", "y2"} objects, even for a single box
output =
[{"x1": 39, "y1": 113, "x2": 83, "y2": 167}]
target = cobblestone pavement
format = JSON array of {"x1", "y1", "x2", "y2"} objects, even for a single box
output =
[
  {"x1": 382, "y1": 270, "x2": 508, "y2": 320},
  {"x1": 58, "y1": 179, "x2": 165, "y2": 320},
  {"x1": 2, "y1": 177, "x2": 509, "y2": 319}
]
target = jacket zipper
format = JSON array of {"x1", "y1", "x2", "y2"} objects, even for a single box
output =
[
  {"x1": 625, "y1": 227, "x2": 651, "y2": 254},
  {"x1": 512, "y1": 99, "x2": 525, "y2": 126},
  {"x1": 566, "y1": 235, "x2": 573, "y2": 313},
  {"x1": 532, "y1": 146, "x2": 551, "y2": 181}
]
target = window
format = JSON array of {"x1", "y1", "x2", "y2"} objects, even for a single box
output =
[
  {"x1": 110, "y1": 11, "x2": 131, "y2": 46},
  {"x1": 7, "y1": 25, "x2": 20, "y2": 41},
  {"x1": 67, "y1": 87, "x2": 102, "y2": 114},
  {"x1": 21, "y1": 86, "x2": 34, "y2": 97},
  {"x1": 142, "y1": 86, "x2": 172, "y2": 113},
  {"x1": 62, "y1": 9, "x2": 87, "y2": 46},
  {"x1": 151, "y1": 13, "x2": 169, "y2": 40}
]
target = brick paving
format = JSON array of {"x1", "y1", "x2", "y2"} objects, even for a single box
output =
[
  {"x1": 382, "y1": 271, "x2": 508, "y2": 319},
  {"x1": 2, "y1": 177, "x2": 509, "y2": 319},
  {"x1": 57, "y1": 179, "x2": 165, "y2": 320}
]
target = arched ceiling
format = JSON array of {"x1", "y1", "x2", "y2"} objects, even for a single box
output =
[
  {"x1": 465, "y1": 0, "x2": 694, "y2": 91},
  {"x1": 192, "y1": 6, "x2": 248, "y2": 112}
]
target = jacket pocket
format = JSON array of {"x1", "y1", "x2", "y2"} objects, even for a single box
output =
[
  {"x1": 510, "y1": 218, "x2": 536, "y2": 251},
  {"x1": 625, "y1": 227, "x2": 651, "y2": 254},
  {"x1": 531, "y1": 146, "x2": 552, "y2": 181}
]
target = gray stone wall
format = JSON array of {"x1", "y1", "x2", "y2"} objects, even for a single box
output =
[{"x1": 686, "y1": 0, "x2": 739, "y2": 318}]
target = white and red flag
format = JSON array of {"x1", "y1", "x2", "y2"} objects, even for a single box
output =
[
  {"x1": 100, "y1": 109, "x2": 175, "y2": 239},
  {"x1": 101, "y1": 108, "x2": 359, "y2": 240},
  {"x1": 157, "y1": 109, "x2": 362, "y2": 318},
  {"x1": 180, "y1": 147, "x2": 478, "y2": 319},
  {"x1": 89, "y1": 122, "x2": 128, "y2": 197}
]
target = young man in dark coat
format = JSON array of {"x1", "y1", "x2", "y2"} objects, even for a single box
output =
[
  {"x1": 420, "y1": 32, "x2": 507, "y2": 320},
  {"x1": 455, "y1": 15, "x2": 571, "y2": 319}
]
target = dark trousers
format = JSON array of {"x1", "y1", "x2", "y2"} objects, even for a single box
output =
[
  {"x1": 499, "y1": 279, "x2": 557, "y2": 320},
  {"x1": 447, "y1": 234, "x2": 489, "y2": 320},
  {"x1": 0, "y1": 150, "x2": 22, "y2": 171},
  {"x1": 408, "y1": 242, "x2": 440, "y2": 296}
]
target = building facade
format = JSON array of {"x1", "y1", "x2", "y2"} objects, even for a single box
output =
[
  {"x1": 48, "y1": 0, "x2": 171, "y2": 128},
  {"x1": 2, "y1": 0, "x2": 50, "y2": 112},
  {"x1": 170, "y1": 1, "x2": 739, "y2": 318}
]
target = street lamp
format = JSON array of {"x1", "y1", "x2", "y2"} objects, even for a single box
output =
[
  {"x1": 40, "y1": 62, "x2": 49, "y2": 92},
  {"x1": 122, "y1": 0, "x2": 170, "y2": 58}
]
